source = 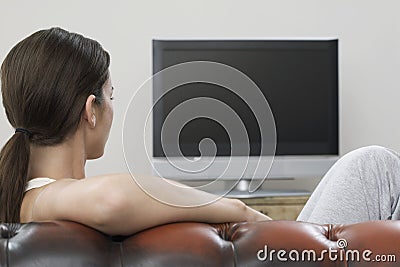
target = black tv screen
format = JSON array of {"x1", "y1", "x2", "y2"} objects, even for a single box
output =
[{"x1": 153, "y1": 39, "x2": 338, "y2": 157}]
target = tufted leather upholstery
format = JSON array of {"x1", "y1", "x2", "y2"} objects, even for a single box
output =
[{"x1": 1, "y1": 220, "x2": 399, "y2": 266}]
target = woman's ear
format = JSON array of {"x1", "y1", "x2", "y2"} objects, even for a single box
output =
[{"x1": 82, "y1": 95, "x2": 97, "y2": 128}]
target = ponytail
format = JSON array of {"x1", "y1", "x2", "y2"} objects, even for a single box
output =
[{"x1": 0, "y1": 132, "x2": 31, "y2": 222}]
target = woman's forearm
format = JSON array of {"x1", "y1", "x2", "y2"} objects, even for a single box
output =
[{"x1": 94, "y1": 173, "x2": 271, "y2": 235}]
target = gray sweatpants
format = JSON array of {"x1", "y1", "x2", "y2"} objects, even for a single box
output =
[{"x1": 297, "y1": 145, "x2": 400, "y2": 224}]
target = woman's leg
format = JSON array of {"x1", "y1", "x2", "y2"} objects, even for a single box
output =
[{"x1": 297, "y1": 145, "x2": 400, "y2": 224}]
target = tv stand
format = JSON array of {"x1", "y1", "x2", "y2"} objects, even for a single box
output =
[
  {"x1": 226, "y1": 189, "x2": 310, "y2": 198},
  {"x1": 224, "y1": 179, "x2": 311, "y2": 198}
]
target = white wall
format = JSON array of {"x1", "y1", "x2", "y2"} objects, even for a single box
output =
[{"x1": 0, "y1": 0, "x2": 399, "y2": 177}]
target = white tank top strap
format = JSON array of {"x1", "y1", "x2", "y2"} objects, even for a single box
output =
[{"x1": 25, "y1": 177, "x2": 57, "y2": 192}]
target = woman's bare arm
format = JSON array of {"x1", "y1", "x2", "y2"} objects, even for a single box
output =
[{"x1": 32, "y1": 174, "x2": 271, "y2": 236}]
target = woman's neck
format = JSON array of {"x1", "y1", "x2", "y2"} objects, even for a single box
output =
[{"x1": 28, "y1": 134, "x2": 86, "y2": 180}]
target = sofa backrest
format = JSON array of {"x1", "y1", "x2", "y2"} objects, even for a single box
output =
[{"x1": 0, "y1": 220, "x2": 399, "y2": 266}]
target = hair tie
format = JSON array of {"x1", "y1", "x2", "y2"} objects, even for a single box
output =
[{"x1": 15, "y1": 128, "x2": 33, "y2": 138}]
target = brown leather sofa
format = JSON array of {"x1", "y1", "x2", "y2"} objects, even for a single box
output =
[{"x1": 1, "y1": 220, "x2": 399, "y2": 266}]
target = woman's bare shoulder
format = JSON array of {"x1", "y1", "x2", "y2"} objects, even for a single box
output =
[
  {"x1": 21, "y1": 178, "x2": 74, "y2": 222},
  {"x1": 20, "y1": 174, "x2": 130, "y2": 223}
]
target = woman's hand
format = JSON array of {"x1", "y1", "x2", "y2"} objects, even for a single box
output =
[{"x1": 241, "y1": 201, "x2": 272, "y2": 221}]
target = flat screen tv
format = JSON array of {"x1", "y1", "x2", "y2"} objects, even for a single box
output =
[{"x1": 152, "y1": 39, "x2": 338, "y2": 191}]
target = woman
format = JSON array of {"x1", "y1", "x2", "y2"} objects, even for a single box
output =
[{"x1": 0, "y1": 27, "x2": 270, "y2": 236}]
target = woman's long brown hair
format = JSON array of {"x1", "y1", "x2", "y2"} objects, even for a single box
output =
[{"x1": 0, "y1": 27, "x2": 110, "y2": 222}]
